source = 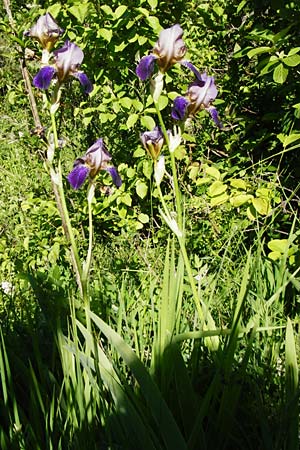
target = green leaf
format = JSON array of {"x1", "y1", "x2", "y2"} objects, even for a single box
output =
[
  {"x1": 119, "y1": 97, "x2": 132, "y2": 109},
  {"x1": 136, "y1": 181, "x2": 148, "y2": 199},
  {"x1": 98, "y1": 28, "x2": 113, "y2": 42},
  {"x1": 114, "y1": 5, "x2": 127, "y2": 19},
  {"x1": 127, "y1": 114, "x2": 139, "y2": 128},
  {"x1": 157, "y1": 95, "x2": 169, "y2": 111},
  {"x1": 273, "y1": 63, "x2": 288, "y2": 84},
  {"x1": 268, "y1": 251, "x2": 281, "y2": 261},
  {"x1": 138, "y1": 213, "x2": 149, "y2": 224},
  {"x1": 283, "y1": 54, "x2": 300, "y2": 67},
  {"x1": 141, "y1": 115, "x2": 156, "y2": 130},
  {"x1": 147, "y1": 0, "x2": 158, "y2": 8},
  {"x1": 230, "y1": 178, "x2": 247, "y2": 190},
  {"x1": 230, "y1": 194, "x2": 253, "y2": 207},
  {"x1": 133, "y1": 147, "x2": 145, "y2": 158},
  {"x1": 210, "y1": 192, "x2": 229, "y2": 206},
  {"x1": 208, "y1": 181, "x2": 227, "y2": 197},
  {"x1": 47, "y1": 3, "x2": 61, "y2": 17},
  {"x1": 68, "y1": 3, "x2": 90, "y2": 23},
  {"x1": 267, "y1": 239, "x2": 289, "y2": 254},
  {"x1": 247, "y1": 46, "x2": 272, "y2": 58},
  {"x1": 146, "y1": 16, "x2": 161, "y2": 33},
  {"x1": 252, "y1": 197, "x2": 270, "y2": 215},
  {"x1": 121, "y1": 193, "x2": 132, "y2": 206},
  {"x1": 205, "y1": 166, "x2": 221, "y2": 180}
]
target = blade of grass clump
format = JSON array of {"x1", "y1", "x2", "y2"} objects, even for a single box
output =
[
  {"x1": 74, "y1": 320, "x2": 160, "y2": 450},
  {"x1": 285, "y1": 318, "x2": 299, "y2": 450},
  {"x1": 88, "y1": 310, "x2": 187, "y2": 450}
]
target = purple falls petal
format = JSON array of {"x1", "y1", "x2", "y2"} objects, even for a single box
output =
[
  {"x1": 73, "y1": 72, "x2": 93, "y2": 94},
  {"x1": 106, "y1": 167, "x2": 122, "y2": 188},
  {"x1": 67, "y1": 164, "x2": 90, "y2": 189},
  {"x1": 208, "y1": 107, "x2": 223, "y2": 129},
  {"x1": 136, "y1": 55, "x2": 156, "y2": 81},
  {"x1": 180, "y1": 60, "x2": 203, "y2": 81},
  {"x1": 33, "y1": 66, "x2": 56, "y2": 90},
  {"x1": 171, "y1": 96, "x2": 189, "y2": 121}
]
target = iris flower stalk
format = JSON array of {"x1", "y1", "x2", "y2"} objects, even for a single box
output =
[{"x1": 136, "y1": 25, "x2": 220, "y2": 338}]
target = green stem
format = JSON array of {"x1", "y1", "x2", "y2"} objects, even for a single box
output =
[
  {"x1": 154, "y1": 101, "x2": 183, "y2": 230},
  {"x1": 49, "y1": 109, "x2": 83, "y2": 294},
  {"x1": 82, "y1": 183, "x2": 95, "y2": 308}
]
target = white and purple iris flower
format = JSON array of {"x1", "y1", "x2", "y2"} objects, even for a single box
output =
[
  {"x1": 24, "y1": 13, "x2": 64, "y2": 51},
  {"x1": 33, "y1": 40, "x2": 93, "y2": 94},
  {"x1": 171, "y1": 72, "x2": 222, "y2": 128},
  {"x1": 67, "y1": 139, "x2": 122, "y2": 190},
  {"x1": 140, "y1": 126, "x2": 164, "y2": 160},
  {"x1": 136, "y1": 24, "x2": 187, "y2": 80}
]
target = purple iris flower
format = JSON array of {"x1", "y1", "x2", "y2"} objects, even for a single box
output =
[
  {"x1": 33, "y1": 40, "x2": 93, "y2": 94},
  {"x1": 67, "y1": 139, "x2": 122, "y2": 190},
  {"x1": 140, "y1": 126, "x2": 164, "y2": 160},
  {"x1": 136, "y1": 24, "x2": 187, "y2": 80},
  {"x1": 171, "y1": 72, "x2": 222, "y2": 128},
  {"x1": 24, "y1": 13, "x2": 64, "y2": 51}
]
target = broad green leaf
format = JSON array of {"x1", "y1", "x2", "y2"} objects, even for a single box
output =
[
  {"x1": 256, "y1": 188, "x2": 271, "y2": 198},
  {"x1": 146, "y1": 15, "x2": 161, "y2": 33},
  {"x1": 147, "y1": 0, "x2": 158, "y2": 8},
  {"x1": 136, "y1": 181, "x2": 148, "y2": 199},
  {"x1": 252, "y1": 197, "x2": 270, "y2": 215},
  {"x1": 133, "y1": 147, "x2": 145, "y2": 158},
  {"x1": 273, "y1": 63, "x2": 288, "y2": 83},
  {"x1": 288, "y1": 47, "x2": 300, "y2": 56},
  {"x1": 246, "y1": 205, "x2": 257, "y2": 221},
  {"x1": 68, "y1": 3, "x2": 89, "y2": 23},
  {"x1": 47, "y1": 3, "x2": 61, "y2": 17},
  {"x1": 230, "y1": 178, "x2": 247, "y2": 190},
  {"x1": 230, "y1": 194, "x2": 253, "y2": 207},
  {"x1": 268, "y1": 251, "x2": 281, "y2": 261},
  {"x1": 208, "y1": 181, "x2": 227, "y2": 197},
  {"x1": 247, "y1": 46, "x2": 271, "y2": 58},
  {"x1": 283, "y1": 54, "x2": 300, "y2": 67},
  {"x1": 127, "y1": 114, "x2": 139, "y2": 128},
  {"x1": 141, "y1": 115, "x2": 156, "y2": 130},
  {"x1": 126, "y1": 167, "x2": 136, "y2": 178},
  {"x1": 210, "y1": 192, "x2": 229, "y2": 206},
  {"x1": 205, "y1": 166, "x2": 221, "y2": 180},
  {"x1": 138, "y1": 213, "x2": 149, "y2": 224},
  {"x1": 98, "y1": 28, "x2": 113, "y2": 42},
  {"x1": 267, "y1": 239, "x2": 289, "y2": 254},
  {"x1": 119, "y1": 97, "x2": 132, "y2": 109},
  {"x1": 196, "y1": 177, "x2": 212, "y2": 186},
  {"x1": 157, "y1": 95, "x2": 169, "y2": 111},
  {"x1": 100, "y1": 4, "x2": 113, "y2": 15},
  {"x1": 121, "y1": 193, "x2": 132, "y2": 206},
  {"x1": 282, "y1": 134, "x2": 300, "y2": 147},
  {"x1": 114, "y1": 5, "x2": 127, "y2": 19}
]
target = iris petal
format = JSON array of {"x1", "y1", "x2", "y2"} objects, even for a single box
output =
[
  {"x1": 180, "y1": 60, "x2": 203, "y2": 81},
  {"x1": 208, "y1": 107, "x2": 223, "y2": 129},
  {"x1": 33, "y1": 66, "x2": 56, "y2": 90},
  {"x1": 73, "y1": 72, "x2": 93, "y2": 94},
  {"x1": 67, "y1": 164, "x2": 90, "y2": 189},
  {"x1": 171, "y1": 96, "x2": 189, "y2": 121},
  {"x1": 106, "y1": 167, "x2": 122, "y2": 188},
  {"x1": 136, "y1": 55, "x2": 156, "y2": 81}
]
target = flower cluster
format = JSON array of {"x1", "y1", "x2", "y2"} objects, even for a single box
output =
[
  {"x1": 136, "y1": 24, "x2": 222, "y2": 128},
  {"x1": 25, "y1": 13, "x2": 93, "y2": 94}
]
